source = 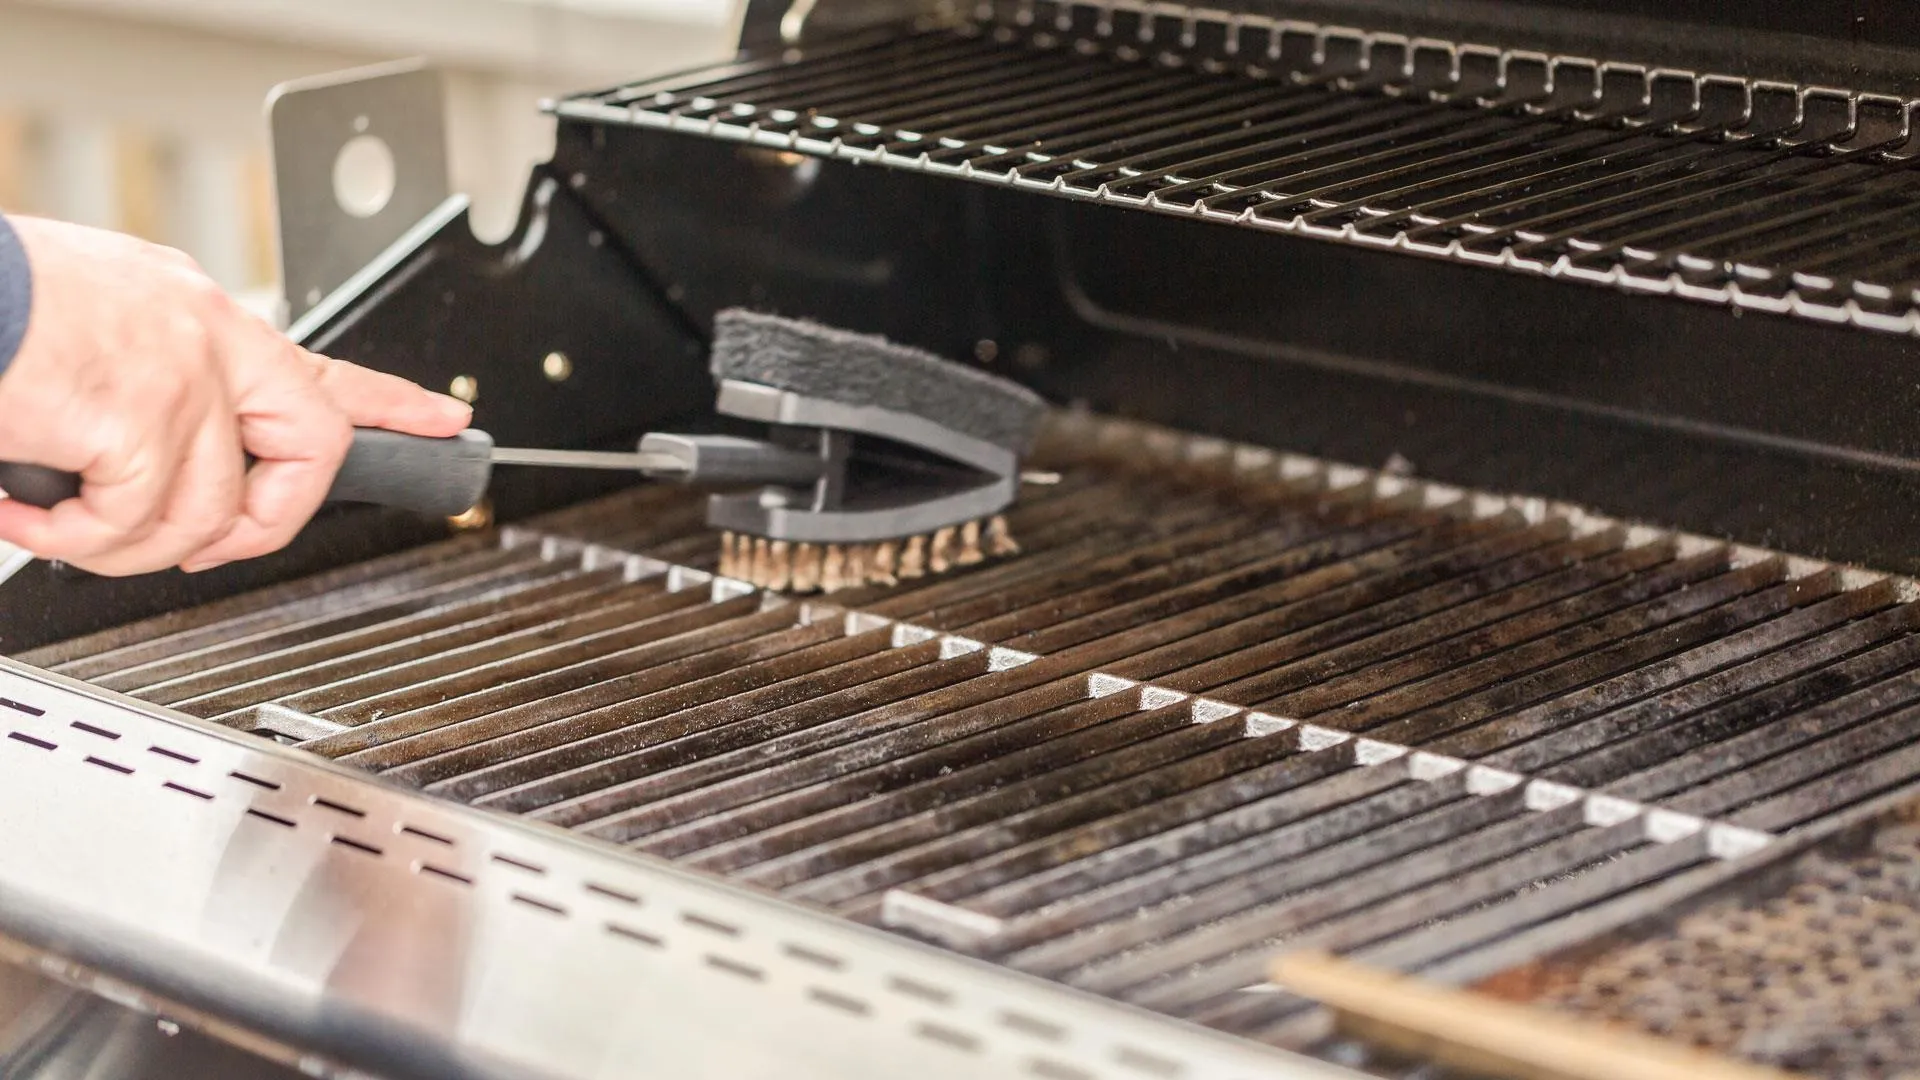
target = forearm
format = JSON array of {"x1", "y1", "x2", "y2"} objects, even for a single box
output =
[{"x1": 0, "y1": 215, "x2": 29, "y2": 376}]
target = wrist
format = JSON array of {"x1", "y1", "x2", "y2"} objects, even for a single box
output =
[{"x1": 0, "y1": 215, "x2": 30, "y2": 378}]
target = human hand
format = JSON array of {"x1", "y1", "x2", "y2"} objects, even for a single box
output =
[{"x1": 0, "y1": 215, "x2": 471, "y2": 576}]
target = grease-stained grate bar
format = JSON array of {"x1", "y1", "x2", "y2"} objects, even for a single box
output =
[
  {"x1": 558, "y1": 11, "x2": 1920, "y2": 333},
  {"x1": 23, "y1": 413, "x2": 1920, "y2": 1060}
]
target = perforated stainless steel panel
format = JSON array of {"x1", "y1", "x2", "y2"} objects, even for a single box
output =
[{"x1": 0, "y1": 658, "x2": 1349, "y2": 1080}]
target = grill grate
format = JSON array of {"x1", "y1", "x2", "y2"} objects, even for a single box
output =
[
  {"x1": 556, "y1": 8, "x2": 1920, "y2": 334},
  {"x1": 25, "y1": 412, "x2": 1920, "y2": 1064},
  {"x1": 1463, "y1": 793, "x2": 1920, "y2": 1079}
]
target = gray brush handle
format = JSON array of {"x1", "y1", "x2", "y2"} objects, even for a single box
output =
[
  {"x1": 0, "y1": 428, "x2": 495, "y2": 518},
  {"x1": 327, "y1": 428, "x2": 495, "y2": 516},
  {"x1": 0, "y1": 463, "x2": 80, "y2": 510}
]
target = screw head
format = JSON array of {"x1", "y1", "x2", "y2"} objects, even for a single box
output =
[
  {"x1": 449, "y1": 375, "x2": 479, "y2": 403},
  {"x1": 542, "y1": 351, "x2": 573, "y2": 382}
]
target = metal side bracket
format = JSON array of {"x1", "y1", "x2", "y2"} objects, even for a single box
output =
[{"x1": 267, "y1": 59, "x2": 452, "y2": 329}]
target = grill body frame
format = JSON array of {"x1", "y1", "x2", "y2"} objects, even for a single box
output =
[{"x1": 17, "y1": 2, "x2": 1920, "y2": 1076}]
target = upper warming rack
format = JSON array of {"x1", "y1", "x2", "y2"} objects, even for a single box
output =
[{"x1": 555, "y1": 4, "x2": 1920, "y2": 335}]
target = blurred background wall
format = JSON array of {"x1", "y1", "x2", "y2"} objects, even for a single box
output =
[{"x1": 0, "y1": 0, "x2": 739, "y2": 317}]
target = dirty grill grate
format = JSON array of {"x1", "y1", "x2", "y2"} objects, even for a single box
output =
[
  {"x1": 1451, "y1": 791, "x2": 1920, "y2": 1079},
  {"x1": 557, "y1": 9, "x2": 1920, "y2": 334},
  {"x1": 24, "y1": 412, "x2": 1920, "y2": 1060},
  {"x1": 1540, "y1": 842, "x2": 1920, "y2": 1074}
]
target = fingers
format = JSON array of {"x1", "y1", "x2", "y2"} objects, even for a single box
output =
[
  {"x1": 314, "y1": 352, "x2": 472, "y2": 436},
  {"x1": 0, "y1": 219, "x2": 375, "y2": 577},
  {"x1": 0, "y1": 393, "x2": 246, "y2": 576},
  {"x1": 0, "y1": 362, "x2": 205, "y2": 569},
  {"x1": 183, "y1": 405, "x2": 350, "y2": 570},
  {"x1": 0, "y1": 346, "x2": 201, "y2": 551},
  {"x1": 187, "y1": 328, "x2": 354, "y2": 569},
  {"x1": 0, "y1": 499, "x2": 124, "y2": 567},
  {"x1": 0, "y1": 436, "x2": 178, "y2": 564},
  {"x1": 91, "y1": 404, "x2": 246, "y2": 575},
  {"x1": 178, "y1": 454, "x2": 330, "y2": 571},
  {"x1": 189, "y1": 335, "x2": 469, "y2": 569}
]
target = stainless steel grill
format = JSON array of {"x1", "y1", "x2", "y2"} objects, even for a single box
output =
[
  {"x1": 25, "y1": 412, "x2": 1920, "y2": 1068},
  {"x1": 560, "y1": 12, "x2": 1920, "y2": 334}
]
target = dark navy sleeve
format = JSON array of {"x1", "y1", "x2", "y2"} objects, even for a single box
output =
[{"x1": 0, "y1": 216, "x2": 29, "y2": 378}]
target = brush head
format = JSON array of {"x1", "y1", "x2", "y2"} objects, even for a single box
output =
[
  {"x1": 703, "y1": 309, "x2": 1045, "y2": 593},
  {"x1": 711, "y1": 309, "x2": 1047, "y2": 456},
  {"x1": 718, "y1": 514, "x2": 1021, "y2": 594}
]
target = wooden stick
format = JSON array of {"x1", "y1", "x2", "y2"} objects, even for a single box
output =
[{"x1": 1270, "y1": 952, "x2": 1795, "y2": 1080}]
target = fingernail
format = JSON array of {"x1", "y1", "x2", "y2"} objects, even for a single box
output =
[{"x1": 180, "y1": 559, "x2": 228, "y2": 574}]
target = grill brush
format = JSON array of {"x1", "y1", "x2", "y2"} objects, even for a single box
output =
[
  {"x1": 0, "y1": 310, "x2": 1047, "y2": 594},
  {"x1": 701, "y1": 309, "x2": 1046, "y2": 592}
]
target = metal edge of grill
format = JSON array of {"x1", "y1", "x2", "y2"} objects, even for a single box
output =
[
  {"x1": 0, "y1": 653, "x2": 1352, "y2": 1080},
  {"x1": 554, "y1": 0, "x2": 1920, "y2": 337}
]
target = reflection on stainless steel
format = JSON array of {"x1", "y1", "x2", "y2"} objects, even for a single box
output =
[{"x1": 0, "y1": 954, "x2": 305, "y2": 1080}]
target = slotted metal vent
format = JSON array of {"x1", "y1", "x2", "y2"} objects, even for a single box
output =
[
  {"x1": 24, "y1": 412, "x2": 1920, "y2": 1062},
  {"x1": 556, "y1": 6, "x2": 1920, "y2": 335}
]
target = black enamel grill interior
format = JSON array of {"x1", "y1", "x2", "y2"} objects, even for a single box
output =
[
  {"x1": 575, "y1": 18, "x2": 1920, "y2": 329},
  {"x1": 26, "y1": 414, "x2": 1920, "y2": 1063}
]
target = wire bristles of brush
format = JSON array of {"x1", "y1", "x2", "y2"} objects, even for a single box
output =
[{"x1": 717, "y1": 516, "x2": 1019, "y2": 593}]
